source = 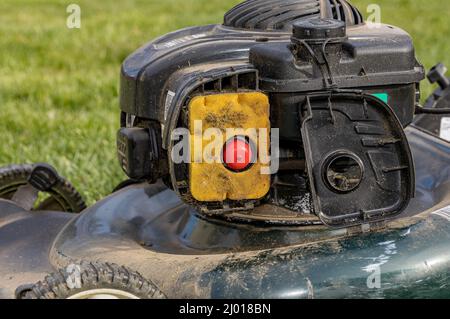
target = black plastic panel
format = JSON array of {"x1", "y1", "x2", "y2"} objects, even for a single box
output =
[{"x1": 300, "y1": 93, "x2": 414, "y2": 227}]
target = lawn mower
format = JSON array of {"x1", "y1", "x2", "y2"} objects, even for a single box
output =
[{"x1": 1, "y1": 0, "x2": 450, "y2": 299}]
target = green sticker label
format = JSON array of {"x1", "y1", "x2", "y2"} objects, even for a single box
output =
[{"x1": 372, "y1": 93, "x2": 389, "y2": 104}]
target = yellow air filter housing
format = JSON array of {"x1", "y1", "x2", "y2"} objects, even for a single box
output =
[{"x1": 188, "y1": 92, "x2": 271, "y2": 202}]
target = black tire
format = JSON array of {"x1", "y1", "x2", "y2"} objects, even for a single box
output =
[
  {"x1": 0, "y1": 164, "x2": 86, "y2": 213},
  {"x1": 21, "y1": 262, "x2": 166, "y2": 299}
]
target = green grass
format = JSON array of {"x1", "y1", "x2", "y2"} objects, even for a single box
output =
[{"x1": 1, "y1": 0, "x2": 449, "y2": 205}]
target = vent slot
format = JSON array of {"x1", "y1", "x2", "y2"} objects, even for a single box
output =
[{"x1": 188, "y1": 72, "x2": 259, "y2": 98}]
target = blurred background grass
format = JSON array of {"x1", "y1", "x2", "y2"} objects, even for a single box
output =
[{"x1": 1, "y1": 0, "x2": 449, "y2": 205}]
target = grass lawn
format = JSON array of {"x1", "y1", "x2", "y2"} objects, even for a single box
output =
[{"x1": 1, "y1": 0, "x2": 449, "y2": 205}]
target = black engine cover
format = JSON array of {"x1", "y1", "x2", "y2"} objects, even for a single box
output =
[{"x1": 117, "y1": 0, "x2": 424, "y2": 227}]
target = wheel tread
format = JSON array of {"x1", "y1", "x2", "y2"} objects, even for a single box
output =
[{"x1": 22, "y1": 262, "x2": 166, "y2": 299}]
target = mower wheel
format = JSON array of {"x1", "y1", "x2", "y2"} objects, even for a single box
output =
[
  {"x1": 20, "y1": 262, "x2": 166, "y2": 299},
  {"x1": 0, "y1": 164, "x2": 86, "y2": 213}
]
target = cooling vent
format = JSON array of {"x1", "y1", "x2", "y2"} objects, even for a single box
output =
[{"x1": 224, "y1": 0, "x2": 364, "y2": 31}]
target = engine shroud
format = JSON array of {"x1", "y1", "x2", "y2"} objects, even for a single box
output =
[{"x1": 117, "y1": 0, "x2": 424, "y2": 228}]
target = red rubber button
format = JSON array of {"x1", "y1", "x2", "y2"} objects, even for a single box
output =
[{"x1": 223, "y1": 137, "x2": 253, "y2": 171}]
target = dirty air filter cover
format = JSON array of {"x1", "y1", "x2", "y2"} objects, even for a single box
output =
[{"x1": 300, "y1": 94, "x2": 415, "y2": 227}]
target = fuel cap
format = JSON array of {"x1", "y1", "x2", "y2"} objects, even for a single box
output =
[{"x1": 292, "y1": 18, "x2": 346, "y2": 41}]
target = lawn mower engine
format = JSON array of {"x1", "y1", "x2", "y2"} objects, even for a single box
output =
[{"x1": 118, "y1": 0, "x2": 425, "y2": 228}]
